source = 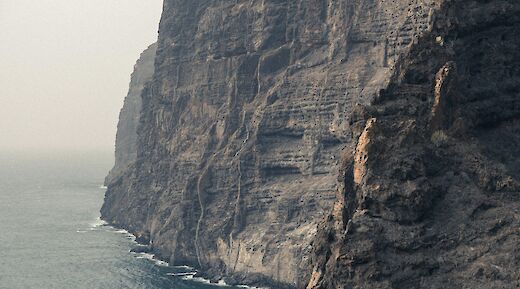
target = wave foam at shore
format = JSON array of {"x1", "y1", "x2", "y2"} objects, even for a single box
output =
[{"x1": 87, "y1": 217, "x2": 262, "y2": 288}]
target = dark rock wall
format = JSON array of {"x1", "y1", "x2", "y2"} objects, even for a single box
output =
[
  {"x1": 306, "y1": 1, "x2": 520, "y2": 288},
  {"x1": 103, "y1": 0, "x2": 519, "y2": 288},
  {"x1": 105, "y1": 43, "x2": 157, "y2": 184},
  {"x1": 103, "y1": 0, "x2": 437, "y2": 286}
]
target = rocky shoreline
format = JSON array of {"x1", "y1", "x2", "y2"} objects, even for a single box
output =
[{"x1": 102, "y1": 217, "x2": 292, "y2": 289}]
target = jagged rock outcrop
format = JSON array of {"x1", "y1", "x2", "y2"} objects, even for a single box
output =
[
  {"x1": 105, "y1": 43, "x2": 157, "y2": 185},
  {"x1": 306, "y1": 1, "x2": 520, "y2": 288}
]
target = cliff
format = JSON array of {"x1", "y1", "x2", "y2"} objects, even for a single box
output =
[
  {"x1": 102, "y1": 0, "x2": 520, "y2": 288},
  {"x1": 105, "y1": 43, "x2": 157, "y2": 185},
  {"x1": 306, "y1": 1, "x2": 520, "y2": 288}
]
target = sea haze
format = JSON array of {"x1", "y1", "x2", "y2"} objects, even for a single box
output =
[{"x1": 0, "y1": 152, "x2": 243, "y2": 289}]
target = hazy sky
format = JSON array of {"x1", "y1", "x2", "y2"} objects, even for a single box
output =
[{"x1": 0, "y1": 0, "x2": 163, "y2": 152}]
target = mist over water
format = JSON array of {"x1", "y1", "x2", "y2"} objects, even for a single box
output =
[
  {"x1": 0, "y1": 0, "x2": 163, "y2": 152},
  {"x1": 0, "y1": 152, "x2": 243, "y2": 289}
]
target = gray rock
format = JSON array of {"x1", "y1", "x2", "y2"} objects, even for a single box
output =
[
  {"x1": 306, "y1": 1, "x2": 520, "y2": 288},
  {"x1": 102, "y1": 0, "x2": 520, "y2": 288},
  {"x1": 105, "y1": 43, "x2": 157, "y2": 185}
]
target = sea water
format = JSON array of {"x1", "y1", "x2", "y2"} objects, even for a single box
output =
[{"x1": 0, "y1": 152, "x2": 244, "y2": 289}]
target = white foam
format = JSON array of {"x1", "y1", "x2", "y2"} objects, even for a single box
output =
[
  {"x1": 134, "y1": 252, "x2": 169, "y2": 267},
  {"x1": 86, "y1": 218, "x2": 164, "y2": 267},
  {"x1": 165, "y1": 266, "x2": 260, "y2": 288},
  {"x1": 183, "y1": 276, "x2": 211, "y2": 284},
  {"x1": 193, "y1": 277, "x2": 212, "y2": 284},
  {"x1": 99, "y1": 185, "x2": 108, "y2": 189},
  {"x1": 180, "y1": 274, "x2": 194, "y2": 280},
  {"x1": 216, "y1": 280, "x2": 231, "y2": 287},
  {"x1": 89, "y1": 217, "x2": 108, "y2": 229},
  {"x1": 155, "y1": 260, "x2": 169, "y2": 266},
  {"x1": 173, "y1": 272, "x2": 245, "y2": 288},
  {"x1": 173, "y1": 265, "x2": 195, "y2": 270},
  {"x1": 134, "y1": 252, "x2": 154, "y2": 259},
  {"x1": 86, "y1": 217, "x2": 259, "y2": 288},
  {"x1": 167, "y1": 272, "x2": 197, "y2": 277}
]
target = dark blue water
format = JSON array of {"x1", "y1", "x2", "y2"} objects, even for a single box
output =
[{"x1": 0, "y1": 152, "x2": 242, "y2": 289}]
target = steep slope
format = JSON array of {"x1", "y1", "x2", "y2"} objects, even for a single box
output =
[
  {"x1": 103, "y1": 0, "x2": 520, "y2": 288},
  {"x1": 306, "y1": 1, "x2": 520, "y2": 288},
  {"x1": 102, "y1": 0, "x2": 438, "y2": 287},
  {"x1": 105, "y1": 43, "x2": 157, "y2": 185}
]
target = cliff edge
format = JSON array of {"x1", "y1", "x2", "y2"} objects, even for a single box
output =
[{"x1": 105, "y1": 43, "x2": 157, "y2": 185}]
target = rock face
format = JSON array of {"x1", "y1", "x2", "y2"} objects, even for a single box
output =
[
  {"x1": 102, "y1": 0, "x2": 520, "y2": 288},
  {"x1": 105, "y1": 43, "x2": 157, "y2": 185},
  {"x1": 306, "y1": 1, "x2": 520, "y2": 288}
]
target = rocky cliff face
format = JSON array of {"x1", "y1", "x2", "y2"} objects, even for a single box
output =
[
  {"x1": 306, "y1": 1, "x2": 520, "y2": 288},
  {"x1": 105, "y1": 43, "x2": 157, "y2": 185},
  {"x1": 103, "y1": 0, "x2": 519, "y2": 288}
]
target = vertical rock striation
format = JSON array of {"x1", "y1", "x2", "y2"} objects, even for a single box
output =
[{"x1": 105, "y1": 43, "x2": 157, "y2": 185}]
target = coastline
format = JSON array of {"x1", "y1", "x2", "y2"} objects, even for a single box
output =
[{"x1": 96, "y1": 216, "x2": 275, "y2": 289}]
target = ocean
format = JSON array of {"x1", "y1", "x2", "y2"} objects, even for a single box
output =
[{"x1": 0, "y1": 152, "x2": 243, "y2": 289}]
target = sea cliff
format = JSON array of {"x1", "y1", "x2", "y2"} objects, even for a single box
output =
[{"x1": 103, "y1": 1, "x2": 520, "y2": 288}]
